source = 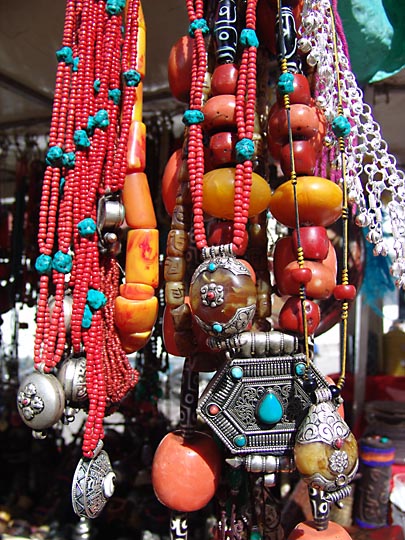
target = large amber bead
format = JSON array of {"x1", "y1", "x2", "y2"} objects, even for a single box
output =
[
  {"x1": 115, "y1": 295, "x2": 158, "y2": 334},
  {"x1": 125, "y1": 229, "x2": 159, "y2": 287},
  {"x1": 202, "y1": 167, "x2": 271, "y2": 220},
  {"x1": 127, "y1": 121, "x2": 146, "y2": 172},
  {"x1": 189, "y1": 259, "x2": 257, "y2": 336},
  {"x1": 294, "y1": 432, "x2": 358, "y2": 483},
  {"x1": 122, "y1": 172, "x2": 156, "y2": 228},
  {"x1": 268, "y1": 176, "x2": 342, "y2": 228}
]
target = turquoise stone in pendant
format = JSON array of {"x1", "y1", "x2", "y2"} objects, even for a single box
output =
[
  {"x1": 208, "y1": 262, "x2": 217, "y2": 272},
  {"x1": 230, "y1": 366, "x2": 243, "y2": 380},
  {"x1": 256, "y1": 392, "x2": 283, "y2": 424},
  {"x1": 234, "y1": 434, "x2": 247, "y2": 447}
]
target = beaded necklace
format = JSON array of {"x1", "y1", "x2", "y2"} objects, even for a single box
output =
[{"x1": 33, "y1": 0, "x2": 141, "y2": 459}]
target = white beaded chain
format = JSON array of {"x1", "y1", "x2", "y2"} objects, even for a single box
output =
[{"x1": 298, "y1": 0, "x2": 405, "y2": 287}]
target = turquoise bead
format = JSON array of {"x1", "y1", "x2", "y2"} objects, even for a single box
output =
[
  {"x1": 256, "y1": 392, "x2": 283, "y2": 424},
  {"x1": 234, "y1": 434, "x2": 247, "y2": 447},
  {"x1": 212, "y1": 323, "x2": 223, "y2": 334}
]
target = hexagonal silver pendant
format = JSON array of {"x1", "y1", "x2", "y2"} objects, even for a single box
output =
[{"x1": 197, "y1": 354, "x2": 330, "y2": 456}]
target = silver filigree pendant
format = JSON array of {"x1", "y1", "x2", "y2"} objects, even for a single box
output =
[
  {"x1": 57, "y1": 356, "x2": 88, "y2": 405},
  {"x1": 16, "y1": 371, "x2": 65, "y2": 432},
  {"x1": 72, "y1": 442, "x2": 116, "y2": 519}
]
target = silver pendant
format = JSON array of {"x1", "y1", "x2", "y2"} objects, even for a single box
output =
[
  {"x1": 72, "y1": 442, "x2": 116, "y2": 519},
  {"x1": 197, "y1": 353, "x2": 329, "y2": 457},
  {"x1": 57, "y1": 356, "x2": 87, "y2": 405},
  {"x1": 16, "y1": 371, "x2": 65, "y2": 431}
]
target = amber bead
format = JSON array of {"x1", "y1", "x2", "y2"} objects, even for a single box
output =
[
  {"x1": 135, "y1": 23, "x2": 146, "y2": 77},
  {"x1": 120, "y1": 283, "x2": 155, "y2": 300},
  {"x1": 127, "y1": 121, "x2": 146, "y2": 172},
  {"x1": 268, "y1": 176, "x2": 343, "y2": 228},
  {"x1": 202, "y1": 95, "x2": 236, "y2": 133},
  {"x1": 279, "y1": 140, "x2": 317, "y2": 177},
  {"x1": 115, "y1": 295, "x2": 158, "y2": 334},
  {"x1": 256, "y1": 292, "x2": 272, "y2": 319},
  {"x1": 209, "y1": 131, "x2": 237, "y2": 167},
  {"x1": 202, "y1": 167, "x2": 271, "y2": 220},
  {"x1": 122, "y1": 172, "x2": 157, "y2": 228},
  {"x1": 211, "y1": 63, "x2": 239, "y2": 95},
  {"x1": 292, "y1": 226, "x2": 329, "y2": 260},
  {"x1": 132, "y1": 82, "x2": 143, "y2": 121},
  {"x1": 294, "y1": 432, "x2": 358, "y2": 482},
  {"x1": 120, "y1": 330, "x2": 152, "y2": 354},
  {"x1": 125, "y1": 229, "x2": 159, "y2": 287},
  {"x1": 162, "y1": 149, "x2": 183, "y2": 216}
]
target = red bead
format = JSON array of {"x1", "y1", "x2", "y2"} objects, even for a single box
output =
[
  {"x1": 277, "y1": 73, "x2": 312, "y2": 106},
  {"x1": 268, "y1": 102, "x2": 319, "y2": 145},
  {"x1": 333, "y1": 284, "x2": 357, "y2": 300},
  {"x1": 211, "y1": 63, "x2": 239, "y2": 95},
  {"x1": 292, "y1": 226, "x2": 329, "y2": 260},
  {"x1": 290, "y1": 267, "x2": 312, "y2": 284},
  {"x1": 209, "y1": 131, "x2": 237, "y2": 167},
  {"x1": 278, "y1": 296, "x2": 320, "y2": 335},
  {"x1": 279, "y1": 140, "x2": 317, "y2": 178},
  {"x1": 202, "y1": 95, "x2": 236, "y2": 133}
]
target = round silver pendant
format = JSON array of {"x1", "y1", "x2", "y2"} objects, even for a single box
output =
[
  {"x1": 72, "y1": 444, "x2": 116, "y2": 519},
  {"x1": 16, "y1": 371, "x2": 65, "y2": 431},
  {"x1": 57, "y1": 356, "x2": 87, "y2": 405}
]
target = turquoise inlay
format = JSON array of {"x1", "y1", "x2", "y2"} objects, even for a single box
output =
[
  {"x1": 234, "y1": 434, "x2": 247, "y2": 447},
  {"x1": 295, "y1": 362, "x2": 306, "y2": 377},
  {"x1": 256, "y1": 392, "x2": 283, "y2": 424},
  {"x1": 212, "y1": 323, "x2": 223, "y2": 334},
  {"x1": 208, "y1": 262, "x2": 217, "y2": 272},
  {"x1": 230, "y1": 366, "x2": 243, "y2": 380}
]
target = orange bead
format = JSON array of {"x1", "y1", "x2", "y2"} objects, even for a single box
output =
[
  {"x1": 127, "y1": 121, "x2": 146, "y2": 172},
  {"x1": 167, "y1": 35, "x2": 193, "y2": 102},
  {"x1": 202, "y1": 95, "x2": 236, "y2": 133},
  {"x1": 131, "y1": 82, "x2": 143, "y2": 121},
  {"x1": 122, "y1": 173, "x2": 157, "y2": 228},
  {"x1": 268, "y1": 102, "x2": 319, "y2": 145},
  {"x1": 114, "y1": 295, "x2": 158, "y2": 334},
  {"x1": 202, "y1": 167, "x2": 272, "y2": 220},
  {"x1": 135, "y1": 20, "x2": 146, "y2": 78},
  {"x1": 268, "y1": 176, "x2": 343, "y2": 228},
  {"x1": 162, "y1": 149, "x2": 183, "y2": 216},
  {"x1": 120, "y1": 330, "x2": 152, "y2": 354},
  {"x1": 152, "y1": 431, "x2": 222, "y2": 512},
  {"x1": 287, "y1": 521, "x2": 353, "y2": 540},
  {"x1": 125, "y1": 229, "x2": 159, "y2": 287},
  {"x1": 119, "y1": 282, "x2": 155, "y2": 300}
]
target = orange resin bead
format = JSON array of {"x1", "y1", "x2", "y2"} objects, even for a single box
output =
[
  {"x1": 135, "y1": 20, "x2": 146, "y2": 78},
  {"x1": 202, "y1": 167, "x2": 272, "y2": 220},
  {"x1": 152, "y1": 431, "x2": 222, "y2": 512},
  {"x1": 125, "y1": 229, "x2": 159, "y2": 287},
  {"x1": 288, "y1": 521, "x2": 353, "y2": 540},
  {"x1": 268, "y1": 176, "x2": 342, "y2": 228},
  {"x1": 132, "y1": 82, "x2": 143, "y2": 121},
  {"x1": 127, "y1": 121, "x2": 146, "y2": 172},
  {"x1": 122, "y1": 173, "x2": 157, "y2": 228},
  {"x1": 119, "y1": 282, "x2": 155, "y2": 300},
  {"x1": 120, "y1": 330, "x2": 152, "y2": 354},
  {"x1": 115, "y1": 295, "x2": 158, "y2": 334}
]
